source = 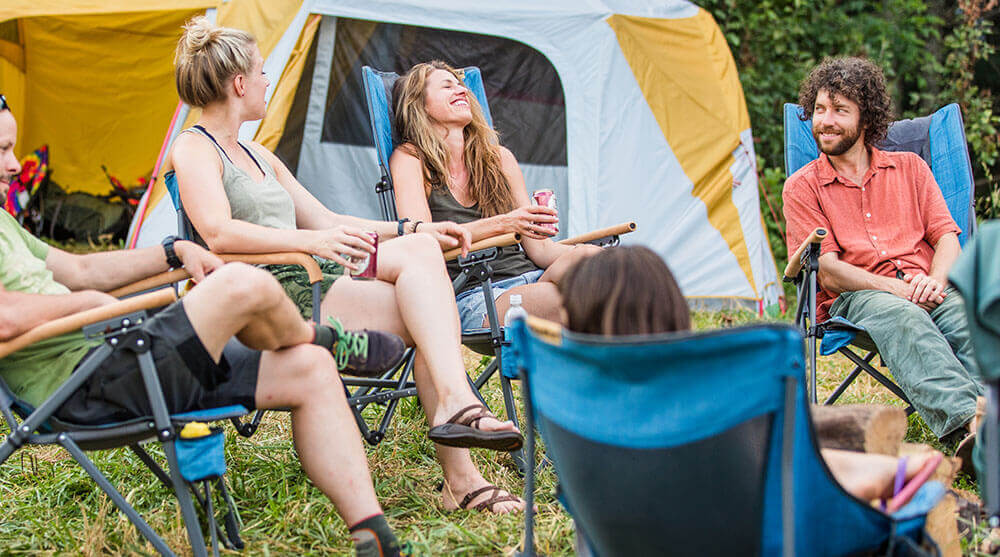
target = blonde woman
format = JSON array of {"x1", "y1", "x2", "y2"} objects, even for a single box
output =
[
  {"x1": 170, "y1": 18, "x2": 525, "y2": 515},
  {"x1": 390, "y1": 61, "x2": 600, "y2": 332}
]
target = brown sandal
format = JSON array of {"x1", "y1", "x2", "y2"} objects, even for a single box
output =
[
  {"x1": 427, "y1": 404, "x2": 524, "y2": 451},
  {"x1": 459, "y1": 484, "x2": 522, "y2": 513}
]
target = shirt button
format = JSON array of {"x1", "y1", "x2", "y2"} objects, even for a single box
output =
[
  {"x1": 881, "y1": 250, "x2": 887, "y2": 255},
  {"x1": 862, "y1": 187, "x2": 866, "y2": 191},
  {"x1": 866, "y1": 213, "x2": 871, "y2": 218},
  {"x1": 872, "y1": 235, "x2": 877, "y2": 240}
]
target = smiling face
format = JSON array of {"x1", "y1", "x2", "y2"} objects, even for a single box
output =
[
  {"x1": 0, "y1": 111, "x2": 20, "y2": 200},
  {"x1": 812, "y1": 89, "x2": 864, "y2": 157},
  {"x1": 422, "y1": 68, "x2": 472, "y2": 127}
]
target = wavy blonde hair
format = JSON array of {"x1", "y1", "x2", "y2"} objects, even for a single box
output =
[
  {"x1": 174, "y1": 16, "x2": 256, "y2": 107},
  {"x1": 393, "y1": 61, "x2": 514, "y2": 217}
]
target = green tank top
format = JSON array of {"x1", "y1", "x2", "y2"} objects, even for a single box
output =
[
  {"x1": 184, "y1": 126, "x2": 297, "y2": 234},
  {"x1": 426, "y1": 185, "x2": 538, "y2": 290}
]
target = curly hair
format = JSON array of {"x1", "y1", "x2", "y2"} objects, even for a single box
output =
[{"x1": 797, "y1": 57, "x2": 893, "y2": 148}]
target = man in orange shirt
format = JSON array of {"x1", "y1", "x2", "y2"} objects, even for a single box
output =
[{"x1": 782, "y1": 58, "x2": 982, "y2": 447}]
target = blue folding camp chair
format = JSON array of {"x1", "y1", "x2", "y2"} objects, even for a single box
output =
[
  {"x1": 783, "y1": 103, "x2": 977, "y2": 408},
  {"x1": 361, "y1": 65, "x2": 634, "y2": 471},
  {"x1": 0, "y1": 285, "x2": 247, "y2": 557},
  {"x1": 162, "y1": 170, "x2": 417, "y2": 445},
  {"x1": 508, "y1": 317, "x2": 945, "y2": 556}
]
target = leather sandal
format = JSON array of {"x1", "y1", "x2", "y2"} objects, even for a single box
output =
[
  {"x1": 427, "y1": 404, "x2": 524, "y2": 451},
  {"x1": 458, "y1": 484, "x2": 522, "y2": 513}
]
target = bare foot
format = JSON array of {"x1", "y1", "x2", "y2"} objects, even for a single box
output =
[
  {"x1": 431, "y1": 402, "x2": 520, "y2": 434},
  {"x1": 441, "y1": 480, "x2": 525, "y2": 515},
  {"x1": 822, "y1": 448, "x2": 941, "y2": 501}
]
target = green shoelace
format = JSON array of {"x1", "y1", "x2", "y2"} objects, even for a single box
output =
[{"x1": 327, "y1": 317, "x2": 369, "y2": 369}]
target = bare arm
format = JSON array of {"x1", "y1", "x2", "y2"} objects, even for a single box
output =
[
  {"x1": 390, "y1": 145, "x2": 558, "y2": 249},
  {"x1": 0, "y1": 285, "x2": 116, "y2": 341},
  {"x1": 816, "y1": 252, "x2": 911, "y2": 299},
  {"x1": 497, "y1": 148, "x2": 572, "y2": 269},
  {"x1": 928, "y1": 232, "x2": 961, "y2": 284}
]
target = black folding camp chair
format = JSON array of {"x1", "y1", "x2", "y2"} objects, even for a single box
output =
[
  {"x1": 0, "y1": 284, "x2": 246, "y2": 557},
  {"x1": 162, "y1": 171, "x2": 417, "y2": 445},
  {"x1": 361, "y1": 65, "x2": 635, "y2": 472},
  {"x1": 783, "y1": 103, "x2": 977, "y2": 409}
]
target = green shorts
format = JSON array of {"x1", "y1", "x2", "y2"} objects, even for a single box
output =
[{"x1": 266, "y1": 258, "x2": 345, "y2": 320}]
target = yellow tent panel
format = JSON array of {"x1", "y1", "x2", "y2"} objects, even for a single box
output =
[{"x1": 608, "y1": 10, "x2": 757, "y2": 296}]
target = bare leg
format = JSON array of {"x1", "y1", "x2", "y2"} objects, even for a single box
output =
[
  {"x1": 822, "y1": 448, "x2": 941, "y2": 501},
  {"x1": 319, "y1": 236, "x2": 524, "y2": 513},
  {"x1": 179, "y1": 263, "x2": 383, "y2": 525},
  {"x1": 321, "y1": 233, "x2": 515, "y2": 430},
  {"x1": 490, "y1": 244, "x2": 600, "y2": 325}
]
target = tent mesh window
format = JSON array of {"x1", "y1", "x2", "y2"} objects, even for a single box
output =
[{"x1": 276, "y1": 16, "x2": 567, "y2": 174}]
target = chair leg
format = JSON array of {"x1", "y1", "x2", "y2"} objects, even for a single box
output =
[
  {"x1": 162, "y1": 439, "x2": 210, "y2": 557},
  {"x1": 131, "y1": 443, "x2": 173, "y2": 489},
  {"x1": 838, "y1": 348, "x2": 915, "y2": 413},
  {"x1": 500, "y1": 374, "x2": 528, "y2": 475},
  {"x1": 59, "y1": 434, "x2": 175, "y2": 556}
]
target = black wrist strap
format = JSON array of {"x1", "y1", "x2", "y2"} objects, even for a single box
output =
[
  {"x1": 397, "y1": 218, "x2": 410, "y2": 237},
  {"x1": 413, "y1": 221, "x2": 423, "y2": 233},
  {"x1": 162, "y1": 235, "x2": 182, "y2": 269}
]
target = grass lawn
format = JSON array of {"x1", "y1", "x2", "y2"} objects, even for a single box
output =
[{"x1": 0, "y1": 290, "x2": 985, "y2": 554}]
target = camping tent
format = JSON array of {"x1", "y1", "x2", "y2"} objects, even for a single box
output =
[{"x1": 12, "y1": 0, "x2": 781, "y2": 310}]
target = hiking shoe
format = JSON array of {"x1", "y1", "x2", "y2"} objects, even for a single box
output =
[{"x1": 328, "y1": 317, "x2": 406, "y2": 377}]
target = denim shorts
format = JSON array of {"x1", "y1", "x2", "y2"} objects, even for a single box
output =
[{"x1": 455, "y1": 269, "x2": 544, "y2": 332}]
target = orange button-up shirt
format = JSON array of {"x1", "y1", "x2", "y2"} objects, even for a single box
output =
[{"x1": 782, "y1": 147, "x2": 961, "y2": 321}]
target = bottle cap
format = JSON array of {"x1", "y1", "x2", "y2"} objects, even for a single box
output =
[{"x1": 510, "y1": 294, "x2": 522, "y2": 305}]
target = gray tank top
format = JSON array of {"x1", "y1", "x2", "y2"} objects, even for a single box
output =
[
  {"x1": 184, "y1": 126, "x2": 297, "y2": 231},
  {"x1": 427, "y1": 185, "x2": 538, "y2": 288}
]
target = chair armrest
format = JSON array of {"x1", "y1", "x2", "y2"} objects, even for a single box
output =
[
  {"x1": 526, "y1": 315, "x2": 563, "y2": 345},
  {"x1": 0, "y1": 288, "x2": 177, "y2": 359},
  {"x1": 559, "y1": 221, "x2": 636, "y2": 245},
  {"x1": 784, "y1": 228, "x2": 827, "y2": 279},
  {"x1": 443, "y1": 233, "x2": 522, "y2": 261},
  {"x1": 108, "y1": 252, "x2": 324, "y2": 298}
]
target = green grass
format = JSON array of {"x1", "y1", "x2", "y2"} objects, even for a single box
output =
[{"x1": 0, "y1": 306, "x2": 982, "y2": 555}]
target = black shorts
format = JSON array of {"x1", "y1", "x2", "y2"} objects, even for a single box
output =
[{"x1": 56, "y1": 300, "x2": 261, "y2": 425}]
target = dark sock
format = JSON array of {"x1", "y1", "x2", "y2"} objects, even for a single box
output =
[
  {"x1": 311, "y1": 324, "x2": 338, "y2": 351},
  {"x1": 349, "y1": 514, "x2": 400, "y2": 557}
]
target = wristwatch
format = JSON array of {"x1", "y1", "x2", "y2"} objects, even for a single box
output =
[{"x1": 161, "y1": 235, "x2": 183, "y2": 269}]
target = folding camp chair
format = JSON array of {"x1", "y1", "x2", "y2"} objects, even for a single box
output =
[
  {"x1": 162, "y1": 171, "x2": 417, "y2": 445},
  {"x1": 361, "y1": 65, "x2": 635, "y2": 471},
  {"x1": 783, "y1": 103, "x2": 977, "y2": 408},
  {"x1": 950, "y1": 220, "x2": 1000, "y2": 519},
  {"x1": 508, "y1": 316, "x2": 946, "y2": 556},
  {"x1": 0, "y1": 278, "x2": 248, "y2": 557}
]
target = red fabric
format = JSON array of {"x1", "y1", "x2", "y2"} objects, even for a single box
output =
[{"x1": 782, "y1": 147, "x2": 960, "y2": 321}]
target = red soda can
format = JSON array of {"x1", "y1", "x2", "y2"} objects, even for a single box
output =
[
  {"x1": 350, "y1": 231, "x2": 378, "y2": 279},
  {"x1": 532, "y1": 189, "x2": 558, "y2": 234}
]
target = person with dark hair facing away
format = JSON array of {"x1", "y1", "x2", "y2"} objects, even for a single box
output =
[
  {"x1": 0, "y1": 95, "x2": 404, "y2": 556},
  {"x1": 782, "y1": 57, "x2": 983, "y2": 458},
  {"x1": 558, "y1": 245, "x2": 942, "y2": 510}
]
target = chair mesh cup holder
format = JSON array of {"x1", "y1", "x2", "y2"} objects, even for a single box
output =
[{"x1": 176, "y1": 424, "x2": 227, "y2": 483}]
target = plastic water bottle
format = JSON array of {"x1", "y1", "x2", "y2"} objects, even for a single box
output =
[{"x1": 505, "y1": 294, "x2": 528, "y2": 327}]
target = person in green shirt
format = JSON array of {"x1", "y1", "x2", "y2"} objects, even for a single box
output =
[{"x1": 0, "y1": 98, "x2": 405, "y2": 557}]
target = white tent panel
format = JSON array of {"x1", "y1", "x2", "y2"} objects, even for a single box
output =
[{"x1": 134, "y1": 192, "x2": 178, "y2": 249}]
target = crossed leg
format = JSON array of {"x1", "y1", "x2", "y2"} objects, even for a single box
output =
[
  {"x1": 180, "y1": 263, "x2": 383, "y2": 525},
  {"x1": 320, "y1": 234, "x2": 524, "y2": 513}
]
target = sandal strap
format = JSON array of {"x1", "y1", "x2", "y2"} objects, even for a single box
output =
[
  {"x1": 459, "y1": 485, "x2": 519, "y2": 512},
  {"x1": 446, "y1": 404, "x2": 496, "y2": 427}
]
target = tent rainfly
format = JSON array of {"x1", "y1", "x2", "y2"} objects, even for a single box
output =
[{"x1": 5, "y1": 0, "x2": 782, "y2": 311}]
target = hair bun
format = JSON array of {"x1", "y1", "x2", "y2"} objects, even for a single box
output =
[{"x1": 180, "y1": 16, "x2": 219, "y2": 56}]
